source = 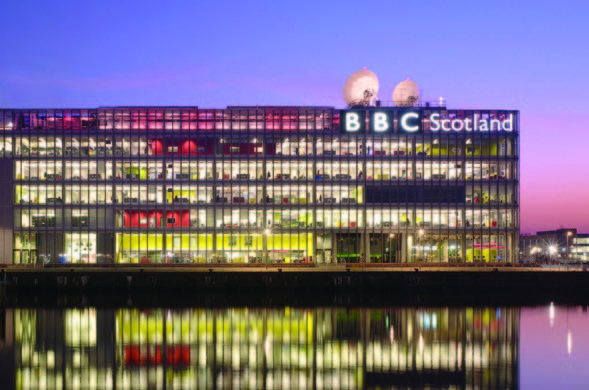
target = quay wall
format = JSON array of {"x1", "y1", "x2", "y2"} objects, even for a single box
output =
[{"x1": 3, "y1": 266, "x2": 589, "y2": 296}]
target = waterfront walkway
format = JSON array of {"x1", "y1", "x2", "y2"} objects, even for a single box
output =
[{"x1": 2, "y1": 262, "x2": 581, "y2": 273}]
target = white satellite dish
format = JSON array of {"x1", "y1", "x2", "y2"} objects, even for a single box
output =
[
  {"x1": 393, "y1": 78, "x2": 420, "y2": 107},
  {"x1": 343, "y1": 69, "x2": 379, "y2": 107}
]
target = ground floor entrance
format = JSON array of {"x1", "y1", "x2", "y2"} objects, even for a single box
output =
[{"x1": 12, "y1": 231, "x2": 518, "y2": 264}]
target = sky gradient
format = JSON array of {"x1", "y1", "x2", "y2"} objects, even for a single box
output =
[{"x1": 1, "y1": 0, "x2": 587, "y2": 233}]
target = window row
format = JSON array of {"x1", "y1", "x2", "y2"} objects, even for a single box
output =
[
  {"x1": 13, "y1": 160, "x2": 518, "y2": 181},
  {"x1": 14, "y1": 183, "x2": 517, "y2": 205},
  {"x1": 0, "y1": 136, "x2": 518, "y2": 158},
  {"x1": 12, "y1": 231, "x2": 516, "y2": 264},
  {"x1": 15, "y1": 208, "x2": 516, "y2": 230},
  {"x1": 13, "y1": 232, "x2": 315, "y2": 264},
  {"x1": 0, "y1": 109, "x2": 333, "y2": 131},
  {"x1": 15, "y1": 185, "x2": 112, "y2": 204},
  {"x1": 15, "y1": 209, "x2": 110, "y2": 228}
]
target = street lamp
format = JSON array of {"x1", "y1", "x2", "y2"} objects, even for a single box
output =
[
  {"x1": 549, "y1": 245, "x2": 557, "y2": 262},
  {"x1": 389, "y1": 234, "x2": 395, "y2": 263},
  {"x1": 263, "y1": 229, "x2": 272, "y2": 264},
  {"x1": 418, "y1": 229, "x2": 425, "y2": 262},
  {"x1": 567, "y1": 231, "x2": 573, "y2": 260}
]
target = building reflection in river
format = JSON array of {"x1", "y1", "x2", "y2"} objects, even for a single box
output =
[{"x1": 6, "y1": 306, "x2": 519, "y2": 389}]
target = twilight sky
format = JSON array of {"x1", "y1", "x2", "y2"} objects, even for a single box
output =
[{"x1": 1, "y1": 0, "x2": 588, "y2": 233}]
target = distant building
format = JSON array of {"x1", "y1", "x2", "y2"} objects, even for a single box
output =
[
  {"x1": 520, "y1": 228, "x2": 589, "y2": 261},
  {"x1": 571, "y1": 234, "x2": 589, "y2": 261}
]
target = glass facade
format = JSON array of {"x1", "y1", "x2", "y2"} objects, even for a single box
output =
[
  {"x1": 571, "y1": 235, "x2": 589, "y2": 261},
  {"x1": 0, "y1": 105, "x2": 519, "y2": 264}
]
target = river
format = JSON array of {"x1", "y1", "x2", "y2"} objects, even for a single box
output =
[{"x1": 0, "y1": 298, "x2": 587, "y2": 389}]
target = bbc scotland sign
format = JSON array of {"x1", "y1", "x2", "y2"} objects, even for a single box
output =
[{"x1": 341, "y1": 109, "x2": 516, "y2": 134}]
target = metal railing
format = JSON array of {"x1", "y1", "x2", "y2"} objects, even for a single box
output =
[{"x1": 370, "y1": 100, "x2": 447, "y2": 108}]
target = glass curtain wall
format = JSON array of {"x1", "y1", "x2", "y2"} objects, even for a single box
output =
[{"x1": 3, "y1": 107, "x2": 518, "y2": 264}]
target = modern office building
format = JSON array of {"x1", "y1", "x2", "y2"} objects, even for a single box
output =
[
  {"x1": 0, "y1": 104, "x2": 519, "y2": 264},
  {"x1": 520, "y1": 228, "x2": 575, "y2": 261}
]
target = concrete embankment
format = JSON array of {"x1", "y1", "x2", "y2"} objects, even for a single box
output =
[{"x1": 3, "y1": 264, "x2": 589, "y2": 297}]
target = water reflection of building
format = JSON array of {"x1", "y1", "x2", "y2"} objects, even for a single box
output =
[{"x1": 8, "y1": 306, "x2": 519, "y2": 389}]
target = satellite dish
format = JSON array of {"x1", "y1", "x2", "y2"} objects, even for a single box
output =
[
  {"x1": 393, "y1": 78, "x2": 420, "y2": 107},
  {"x1": 343, "y1": 69, "x2": 379, "y2": 107}
]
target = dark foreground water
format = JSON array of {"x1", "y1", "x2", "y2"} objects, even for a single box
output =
[{"x1": 0, "y1": 300, "x2": 587, "y2": 389}]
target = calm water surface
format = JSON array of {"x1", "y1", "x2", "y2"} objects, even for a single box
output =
[{"x1": 0, "y1": 302, "x2": 587, "y2": 389}]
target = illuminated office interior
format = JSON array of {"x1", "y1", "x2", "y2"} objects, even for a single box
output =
[{"x1": 0, "y1": 106, "x2": 519, "y2": 264}]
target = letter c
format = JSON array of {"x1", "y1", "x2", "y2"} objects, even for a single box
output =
[
  {"x1": 401, "y1": 112, "x2": 420, "y2": 132},
  {"x1": 441, "y1": 119, "x2": 451, "y2": 131}
]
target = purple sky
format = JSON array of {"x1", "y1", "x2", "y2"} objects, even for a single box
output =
[{"x1": 1, "y1": 1, "x2": 588, "y2": 233}]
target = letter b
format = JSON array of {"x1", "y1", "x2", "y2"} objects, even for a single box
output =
[
  {"x1": 346, "y1": 113, "x2": 361, "y2": 131},
  {"x1": 373, "y1": 112, "x2": 389, "y2": 132}
]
